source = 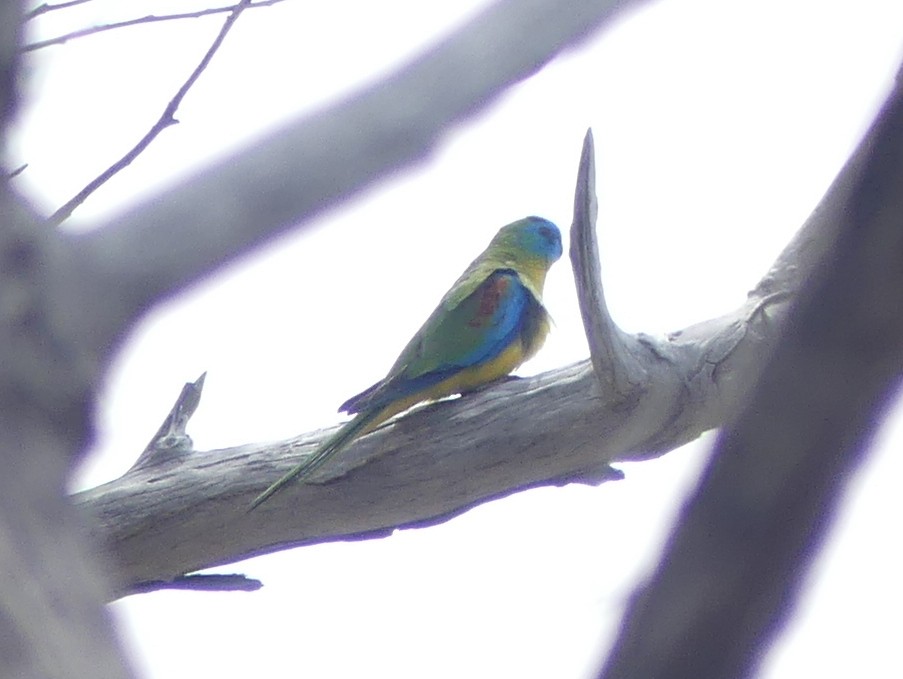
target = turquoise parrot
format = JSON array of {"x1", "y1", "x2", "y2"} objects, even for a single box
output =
[{"x1": 250, "y1": 216, "x2": 562, "y2": 510}]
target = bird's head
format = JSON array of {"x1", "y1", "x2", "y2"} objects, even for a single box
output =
[
  {"x1": 491, "y1": 216, "x2": 563, "y2": 265},
  {"x1": 484, "y1": 216, "x2": 562, "y2": 293}
]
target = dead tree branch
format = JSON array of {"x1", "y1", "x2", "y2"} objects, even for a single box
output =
[
  {"x1": 571, "y1": 129, "x2": 650, "y2": 403},
  {"x1": 0, "y1": 189, "x2": 132, "y2": 677},
  {"x1": 74, "y1": 57, "x2": 903, "y2": 607},
  {"x1": 61, "y1": 0, "x2": 651, "y2": 363},
  {"x1": 4, "y1": 0, "x2": 650, "y2": 674},
  {"x1": 46, "y1": 0, "x2": 256, "y2": 227},
  {"x1": 596, "y1": 67, "x2": 903, "y2": 679},
  {"x1": 22, "y1": 0, "x2": 289, "y2": 52},
  {"x1": 75, "y1": 116, "x2": 833, "y2": 597}
]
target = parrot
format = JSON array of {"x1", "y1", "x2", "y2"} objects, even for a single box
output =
[{"x1": 249, "y1": 215, "x2": 562, "y2": 510}]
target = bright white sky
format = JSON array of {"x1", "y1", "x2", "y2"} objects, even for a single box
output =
[{"x1": 11, "y1": 1, "x2": 903, "y2": 677}]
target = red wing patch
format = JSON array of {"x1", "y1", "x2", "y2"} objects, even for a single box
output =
[{"x1": 468, "y1": 274, "x2": 510, "y2": 328}]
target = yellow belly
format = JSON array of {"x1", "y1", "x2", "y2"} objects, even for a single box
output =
[{"x1": 370, "y1": 317, "x2": 550, "y2": 432}]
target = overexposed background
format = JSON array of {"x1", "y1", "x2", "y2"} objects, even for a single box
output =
[{"x1": 10, "y1": 1, "x2": 903, "y2": 677}]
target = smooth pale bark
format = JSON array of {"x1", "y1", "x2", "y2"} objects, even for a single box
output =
[
  {"x1": 77, "y1": 119, "x2": 821, "y2": 595},
  {"x1": 598, "y1": 64, "x2": 903, "y2": 679},
  {"x1": 0, "y1": 1, "x2": 649, "y2": 675}
]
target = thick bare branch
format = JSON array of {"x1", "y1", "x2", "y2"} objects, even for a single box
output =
[
  {"x1": 9, "y1": 2, "x2": 671, "y2": 672},
  {"x1": 597, "y1": 65, "x2": 903, "y2": 679},
  {"x1": 62, "y1": 0, "x2": 650, "y2": 363},
  {"x1": 0, "y1": 186, "x2": 132, "y2": 676},
  {"x1": 73, "y1": 46, "x2": 900, "y2": 605},
  {"x1": 75, "y1": 217, "x2": 794, "y2": 596},
  {"x1": 0, "y1": 0, "x2": 23, "y2": 131},
  {"x1": 47, "y1": 0, "x2": 256, "y2": 227},
  {"x1": 0, "y1": 5, "x2": 132, "y2": 673}
]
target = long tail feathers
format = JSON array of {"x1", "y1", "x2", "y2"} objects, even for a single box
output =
[{"x1": 249, "y1": 409, "x2": 381, "y2": 511}]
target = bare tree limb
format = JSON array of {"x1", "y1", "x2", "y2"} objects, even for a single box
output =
[
  {"x1": 73, "y1": 49, "x2": 903, "y2": 608},
  {"x1": 46, "y1": 0, "x2": 256, "y2": 227},
  {"x1": 570, "y1": 128, "x2": 649, "y2": 402},
  {"x1": 74, "y1": 140, "x2": 803, "y2": 596},
  {"x1": 16, "y1": 0, "x2": 895, "y2": 675},
  {"x1": 7, "y1": 2, "x2": 668, "y2": 673},
  {"x1": 597, "y1": 65, "x2": 903, "y2": 679},
  {"x1": 62, "y1": 0, "x2": 651, "y2": 364},
  {"x1": 0, "y1": 186, "x2": 132, "y2": 676},
  {"x1": 72, "y1": 227, "x2": 787, "y2": 596},
  {"x1": 23, "y1": 0, "x2": 290, "y2": 52},
  {"x1": 0, "y1": 0, "x2": 23, "y2": 132}
]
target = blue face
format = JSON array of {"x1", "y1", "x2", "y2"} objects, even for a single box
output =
[{"x1": 517, "y1": 216, "x2": 563, "y2": 263}]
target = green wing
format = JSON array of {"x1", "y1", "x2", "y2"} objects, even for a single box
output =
[{"x1": 341, "y1": 262, "x2": 546, "y2": 414}]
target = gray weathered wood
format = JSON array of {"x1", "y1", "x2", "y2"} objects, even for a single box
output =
[
  {"x1": 0, "y1": 0, "x2": 649, "y2": 673},
  {"x1": 75, "y1": 129, "x2": 814, "y2": 595},
  {"x1": 598, "y1": 61, "x2": 903, "y2": 679}
]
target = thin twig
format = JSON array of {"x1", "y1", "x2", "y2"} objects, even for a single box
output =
[
  {"x1": 22, "y1": 0, "x2": 289, "y2": 52},
  {"x1": 65, "y1": 0, "x2": 651, "y2": 350},
  {"x1": 7, "y1": 163, "x2": 27, "y2": 179},
  {"x1": 24, "y1": 0, "x2": 94, "y2": 21},
  {"x1": 46, "y1": 0, "x2": 255, "y2": 227},
  {"x1": 127, "y1": 573, "x2": 263, "y2": 595}
]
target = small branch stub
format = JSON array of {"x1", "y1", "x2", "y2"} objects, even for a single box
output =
[
  {"x1": 132, "y1": 372, "x2": 206, "y2": 470},
  {"x1": 569, "y1": 128, "x2": 647, "y2": 401},
  {"x1": 127, "y1": 573, "x2": 263, "y2": 596}
]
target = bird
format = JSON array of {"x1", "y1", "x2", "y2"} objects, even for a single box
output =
[{"x1": 249, "y1": 215, "x2": 562, "y2": 510}]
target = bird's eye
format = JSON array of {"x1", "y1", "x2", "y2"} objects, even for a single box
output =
[{"x1": 539, "y1": 226, "x2": 553, "y2": 240}]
